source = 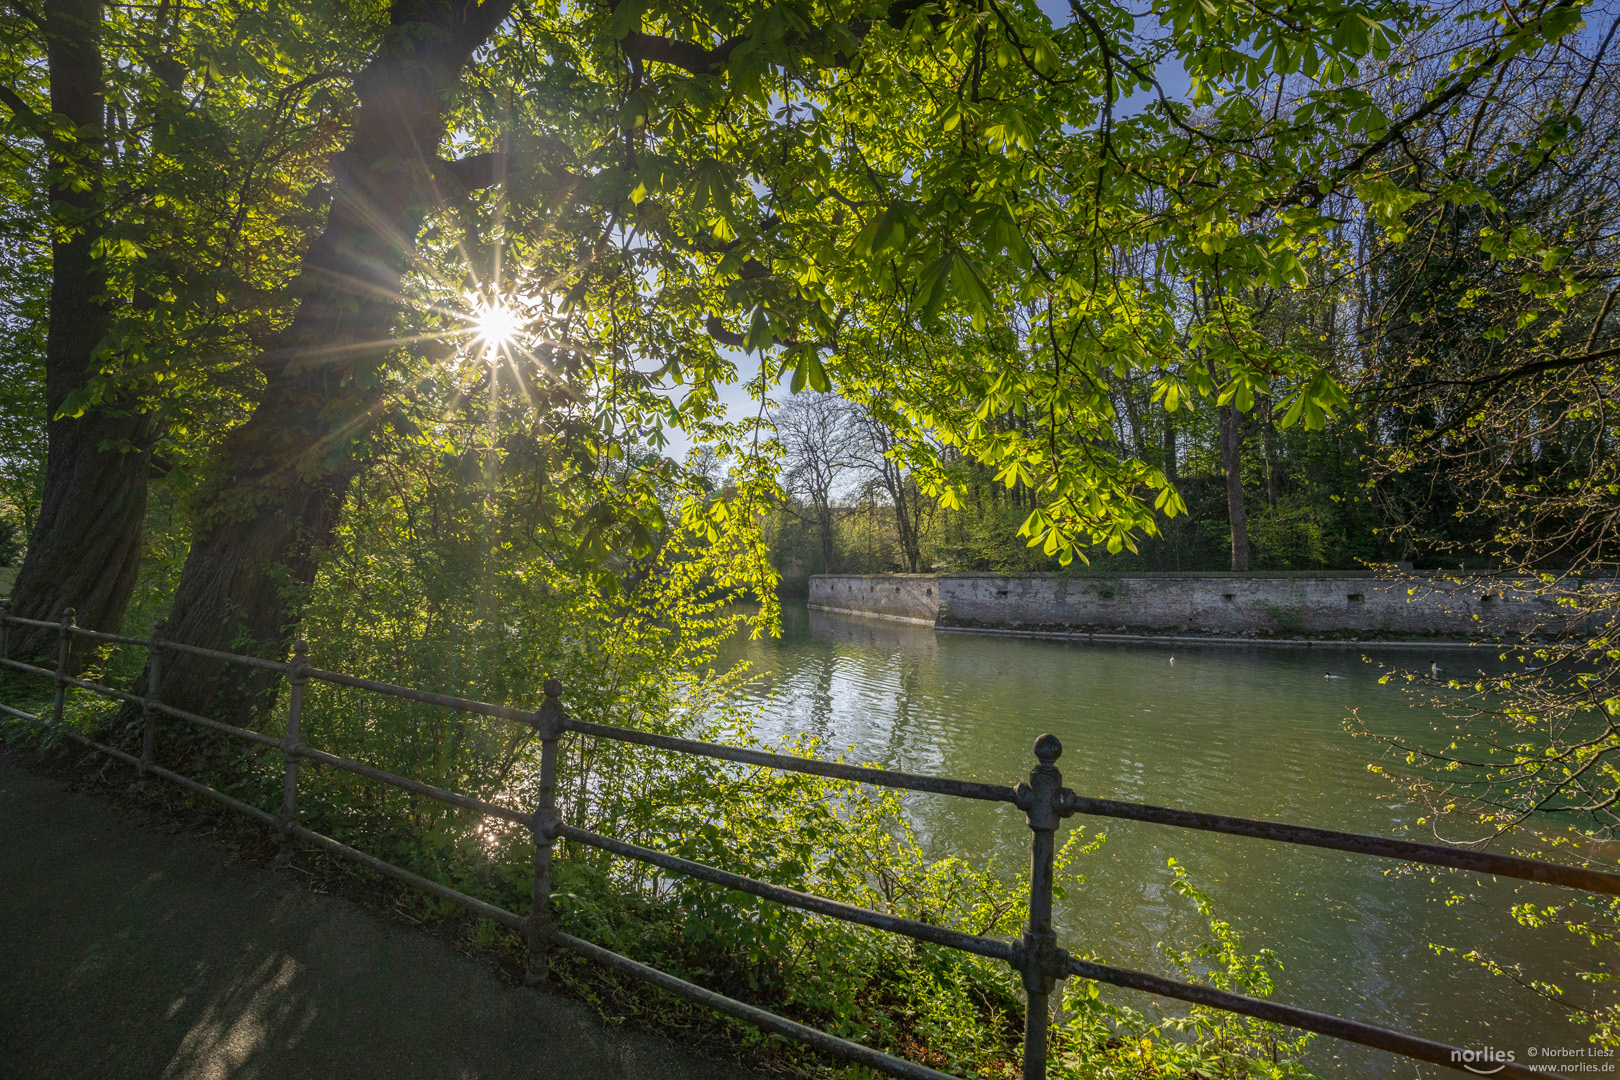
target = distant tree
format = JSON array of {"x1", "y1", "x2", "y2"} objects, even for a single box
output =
[
  {"x1": 685, "y1": 447, "x2": 725, "y2": 494},
  {"x1": 848, "y1": 404, "x2": 934, "y2": 573},
  {"x1": 776, "y1": 392, "x2": 858, "y2": 574}
]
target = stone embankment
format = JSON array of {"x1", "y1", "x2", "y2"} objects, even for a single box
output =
[{"x1": 808, "y1": 572, "x2": 1573, "y2": 642}]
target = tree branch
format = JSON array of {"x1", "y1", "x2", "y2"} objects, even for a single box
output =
[
  {"x1": 619, "y1": 30, "x2": 744, "y2": 76},
  {"x1": 0, "y1": 84, "x2": 36, "y2": 122},
  {"x1": 705, "y1": 315, "x2": 746, "y2": 349},
  {"x1": 455, "y1": 0, "x2": 517, "y2": 59},
  {"x1": 439, "y1": 151, "x2": 508, "y2": 191},
  {"x1": 1307, "y1": 0, "x2": 1584, "y2": 207}
]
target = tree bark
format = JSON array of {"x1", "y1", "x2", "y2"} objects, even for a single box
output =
[
  {"x1": 7, "y1": 0, "x2": 154, "y2": 659},
  {"x1": 124, "y1": 0, "x2": 512, "y2": 724},
  {"x1": 1219, "y1": 403, "x2": 1251, "y2": 572}
]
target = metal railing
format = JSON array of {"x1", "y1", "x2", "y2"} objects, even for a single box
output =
[{"x1": 0, "y1": 603, "x2": 1609, "y2": 1080}]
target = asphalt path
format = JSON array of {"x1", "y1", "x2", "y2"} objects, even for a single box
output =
[{"x1": 0, "y1": 745, "x2": 760, "y2": 1080}]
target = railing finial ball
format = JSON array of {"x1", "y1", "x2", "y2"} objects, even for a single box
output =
[
  {"x1": 293, "y1": 638, "x2": 309, "y2": 657},
  {"x1": 62, "y1": 607, "x2": 75, "y2": 622},
  {"x1": 1034, "y1": 733, "x2": 1062, "y2": 766},
  {"x1": 544, "y1": 677, "x2": 562, "y2": 700}
]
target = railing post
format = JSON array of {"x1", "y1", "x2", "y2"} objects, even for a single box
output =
[
  {"x1": 278, "y1": 639, "x2": 308, "y2": 865},
  {"x1": 526, "y1": 678, "x2": 564, "y2": 986},
  {"x1": 0, "y1": 599, "x2": 10, "y2": 662},
  {"x1": 137, "y1": 619, "x2": 165, "y2": 790},
  {"x1": 52, "y1": 608, "x2": 74, "y2": 727},
  {"x1": 1018, "y1": 734, "x2": 1066, "y2": 1080}
]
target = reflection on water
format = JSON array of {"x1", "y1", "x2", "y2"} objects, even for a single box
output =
[{"x1": 715, "y1": 604, "x2": 1592, "y2": 1078}]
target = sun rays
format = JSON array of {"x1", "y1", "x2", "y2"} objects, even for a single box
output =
[{"x1": 470, "y1": 298, "x2": 522, "y2": 356}]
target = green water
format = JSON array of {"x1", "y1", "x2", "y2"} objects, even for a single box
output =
[{"x1": 715, "y1": 603, "x2": 1598, "y2": 1078}]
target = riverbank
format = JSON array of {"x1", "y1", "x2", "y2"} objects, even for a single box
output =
[{"x1": 809, "y1": 571, "x2": 1568, "y2": 642}]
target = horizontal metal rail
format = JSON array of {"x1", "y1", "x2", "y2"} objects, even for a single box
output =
[
  {"x1": 61, "y1": 672, "x2": 142, "y2": 706},
  {"x1": 150, "y1": 760, "x2": 280, "y2": 827},
  {"x1": 564, "y1": 717, "x2": 1018, "y2": 803},
  {"x1": 303, "y1": 665, "x2": 538, "y2": 724},
  {"x1": 1065, "y1": 793, "x2": 1620, "y2": 895},
  {"x1": 288, "y1": 823, "x2": 526, "y2": 930},
  {"x1": 555, "y1": 822, "x2": 1019, "y2": 964},
  {"x1": 1063, "y1": 954, "x2": 1557, "y2": 1080},
  {"x1": 152, "y1": 701, "x2": 285, "y2": 750},
  {"x1": 0, "y1": 701, "x2": 38, "y2": 722},
  {"x1": 4, "y1": 614, "x2": 61, "y2": 630},
  {"x1": 6, "y1": 701, "x2": 280, "y2": 828},
  {"x1": 1, "y1": 656, "x2": 55, "y2": 678},
  {"x1": 65, "y1": 626, "x2": 153, "y2": 648},
  {"x1": 294, "y1": 744, "x2": 532, "y2": 827},
  {"x1": 153, "y1": 637, "x2": 292, "y2": 674}
]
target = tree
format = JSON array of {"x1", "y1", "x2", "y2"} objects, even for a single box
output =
[
  {"x1": 848, "y1": 402, "x2": 933, "y2": 573},
  {"x1": 0, "y1": 0, "x2": 153, "y2": 650},
  {"x1": 0, "y1": 0, "x2": 361, "y2": 654},
  {"x1": 1337, "y1": 11, "x2": 1620, "y2": 1039},
  {"x1": 776, "y1": 391, "x2": 858, "y2": 573},
  {"x1": 139, "y1": 0, "x2": 515, "y2": 719}
]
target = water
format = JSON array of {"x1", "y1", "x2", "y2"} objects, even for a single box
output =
[{"x1": 715, "y1": 603, "x2": 1601, "y2": 1078}]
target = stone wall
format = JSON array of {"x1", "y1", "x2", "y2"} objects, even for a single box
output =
[
  {"x1": 808, "y1": 572, "x2": 1567, "y2": 638},
  {"x1": 807, "y1": 574, "x2": 941, "y2": 625}
]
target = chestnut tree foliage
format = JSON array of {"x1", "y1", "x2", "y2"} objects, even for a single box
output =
[{"x1": 0, "y1": 0, "x2": 1591, "y2": 672}]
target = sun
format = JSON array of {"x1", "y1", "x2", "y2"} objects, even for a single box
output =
[{"x1": 471, "y1": 301, "x2": 522, "y2": 351}]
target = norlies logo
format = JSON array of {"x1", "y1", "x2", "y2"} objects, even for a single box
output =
[{"x1": 1453, "y1": 1047, "x2": 1517, "y2": 1075}]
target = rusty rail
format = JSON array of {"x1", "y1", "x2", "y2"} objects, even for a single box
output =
[{"x1": 0, "y1": 603, "x2": 1596, "y2": 1080}]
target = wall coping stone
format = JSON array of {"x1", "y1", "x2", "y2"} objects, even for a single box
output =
[{"x1": 808, "y1": 570, "x2": 1595, "y2": 582}]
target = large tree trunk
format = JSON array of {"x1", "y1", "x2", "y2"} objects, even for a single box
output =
[
  {"x1": 6, "y1": 0, "x2": 153, "y2": 658},
  {"x1": 121, "y1": 0, "x2": 511, "y2": 725},
  {"x1": 1219, "y1": 403, "x2": 1251, "y2": 572}
]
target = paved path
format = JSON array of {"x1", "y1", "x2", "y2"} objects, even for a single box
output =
[{"x1": 0, "y1": 746, "x2": 761, "y2": 1080}]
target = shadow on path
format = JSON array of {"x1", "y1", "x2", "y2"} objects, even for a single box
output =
[{"x1": 0, "y1": 746, "x2": 762, "y2": 1080}]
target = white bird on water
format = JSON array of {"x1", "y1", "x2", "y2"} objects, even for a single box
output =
[
  {"x1": 1430, "y1": 662, "x2": 1443, "y2": 678},
  {"x1": 1324, "y1": 672, "x2": 1343, "y2": 679}
]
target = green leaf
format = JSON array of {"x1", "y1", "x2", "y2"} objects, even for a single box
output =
[
  {"x1": 950, "y1": 254, "x2": 994, "y2": 329},
  {"x1": 611, "y1": 0, "x2": 647, "y2": 39},
  {"x1": 915, "y1": 252, "x2": 954, "y2": 323},
  {"x1": 743, "y1": 307, "x2": 773, "y2": 353}
]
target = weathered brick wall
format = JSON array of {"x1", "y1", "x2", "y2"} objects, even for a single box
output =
[{"x1": 808, "y1": 572, "x2": 1567, "y2": 636}]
